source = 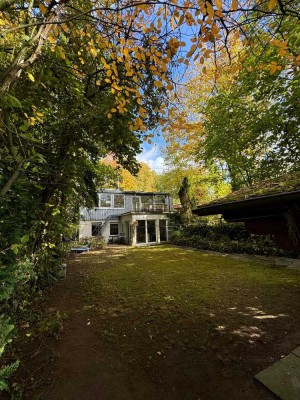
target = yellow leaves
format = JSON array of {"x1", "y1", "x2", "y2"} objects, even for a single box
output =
[
  {"x1": 137, "y1": 4, "x2": 148, "y2": 12},
  {"x1": 215, "y1": 0, "x2": 223, "y2": 11},
  {"x1": 90, "y1": 47, "x2": 97, "y2": 57},
  {"x1": 203, "y1": 48, "x2": 213, "y2": 58},
  {"x1": 139, "y1": 107, "x2": 147, "y2": 117},
  {"x1": 39, "y1": 3, "x2": 47, "y2": 15},
  {"x1": 211, "y1": 24, "x2": 220, "y2": 36},
  {"x1": 48, "y1": 35, "x2": 55, "y2": 44},
  {"x1": 268, "y1": 61, "x2": 282, "y2": 75},
  {"x1": 177, "y1": 14, "x2": 185, "y2": 28},
  {"x1": 123, "y1": 47, "x2": 129, "y2": 59},
  {"x1": 168, "y1": 37, "x2": 180, "y2": 55},
  {"x1": 0, "y1": 16, "x2": 7, "y2": 26},
  {"x1": 268, "y1": 0, "x2": 277, "y2": 11},
  {"x1": 56, "y1": 46, "x2": 66, "y2": 60},
  {"x1": 293, "y1": 54, "x2": 300, "y2": 67},
  {"x1": 231, "y1": 0, "x2": 239, "y2": 11},
  {"x1": 29, "y1": 116, "x2": 35, "y2": 126},
  {"x1": 170, "y1": 17, "x2": 177, "y2": 31},
  {"x1": 154, "y1": 81, "x2": 163, "y2": 88},
  {"x1": 270, "y1": 38, "x2": 288, "y2": 57},
  {"x1": 185, "y1": 11, "x2": 195, "y2": 26},
  {"x1": 206, "y1": 1, "x2": 214, "y2": 18},
  {"x1": 187, "y1": 44, "x2": 197, "y2": 58},
  {"x1": 107, "y1": 113, "x2": 112, "y2": 119},
  {"x1": 61, "y1": 24, "x2": 68, "y2": 33},
  {"x1": 27, "y1": 72, "x2": 35, "y2": 82},
  {"x1": 229, "y1": 63, "x2": 240, "y2": 74}
]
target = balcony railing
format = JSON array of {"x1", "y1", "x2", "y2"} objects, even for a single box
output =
[{"x1": 133, "y1": 203, "x2": 167, "y2": 212}]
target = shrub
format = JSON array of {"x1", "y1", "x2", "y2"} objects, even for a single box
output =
[
  {"x1": 73, "y1": 236, "x2": 106, "y2": 250},
  {"x1": 0, "y1": 258, "x2": 38, "y2": 393},
  {"x1": 170, "y1": 222, "x2": 297, "y2": 258}
]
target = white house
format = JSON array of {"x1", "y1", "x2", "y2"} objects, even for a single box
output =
[{"x1": 79, "y1": 189, "x2": 173, "y2": 245}]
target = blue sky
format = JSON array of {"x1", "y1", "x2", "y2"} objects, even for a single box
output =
[{"x1": 137, "y1": 142, "x2": 165, "y2": 173}]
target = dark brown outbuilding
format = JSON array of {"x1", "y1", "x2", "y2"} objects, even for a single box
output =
[{"x1": 193, "y1": 173, "x2": 300, "y2": 253}]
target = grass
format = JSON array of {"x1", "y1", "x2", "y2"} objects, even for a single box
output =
[
  {"x1": 16, "y1": 245, "x2": 300, "y2": 400},
  {"x1": 77, "y1": 245, "x2": 300, "y2": 399}
]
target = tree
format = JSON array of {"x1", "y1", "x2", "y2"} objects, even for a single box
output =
[
  {"x1": 1, "y1": 1, "x2": 299, "y2": 197},
  {"x1": 163, "y1": 9, "x2": 300, "y2": 189},
  {"x1": 178, "y1": 177, "x2": 193, "y2": 224},
  {"x1": 102, "y1": 155, "x2": 158, "y2": 191}
]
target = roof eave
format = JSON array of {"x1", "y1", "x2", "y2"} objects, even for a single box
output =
[{"x1": 192, "y1": 190, "x2": 300, "y2": 217}]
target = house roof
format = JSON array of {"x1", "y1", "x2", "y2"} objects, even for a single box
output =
[
  {"x1": 99, "y1": 189, "x2": 170, "y2": 196},
  {"x1": 193, "y1": 172, "x2": 300, "y2": 217}
]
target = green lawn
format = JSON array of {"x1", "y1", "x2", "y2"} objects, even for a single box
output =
[
  {"x1": 19, "y1": 245, "x2": 300, "y2": 400},
  {"x1": 78, "y1": 245, "x2": 300, "y2": 400}
]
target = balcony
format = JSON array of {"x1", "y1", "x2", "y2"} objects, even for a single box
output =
[{"x1": 132, "y1": 203, "x2": 167, "y2": 212}]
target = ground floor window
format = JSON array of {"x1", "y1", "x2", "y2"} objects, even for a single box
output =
[
  {"x1": 110, "y1": 223, "x2": 119, "y2": 236},
  {"x1": 92, "y1": 223, "x2": 102, "y2": 236}
]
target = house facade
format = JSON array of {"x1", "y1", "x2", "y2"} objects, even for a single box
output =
[{"x1": 79, "y1": 189, "x2": 173, "y2": 245}]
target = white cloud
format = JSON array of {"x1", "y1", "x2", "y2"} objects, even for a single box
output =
[{"x1": 137, "y1": 146, "x2": 166, "y2": 173}]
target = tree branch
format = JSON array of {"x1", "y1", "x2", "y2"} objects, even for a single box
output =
[{"x1": 0, "y1": 158, "x2": 25, "y2": 199}]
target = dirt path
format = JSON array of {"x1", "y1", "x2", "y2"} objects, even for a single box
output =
[
  {"x1": 19, "y1": 246, "x2": 131, "y2": 400},
  {"x1": 15, "y1": 245, "x2": 300, "y2": 400}
]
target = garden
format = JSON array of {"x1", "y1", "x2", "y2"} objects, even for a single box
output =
[{"x1": 6, "y1": 245, "x2": 300, "y2": 400}]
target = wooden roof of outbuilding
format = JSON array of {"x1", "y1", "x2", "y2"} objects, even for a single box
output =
[{"x1": 193, "y1": 172, "x2": 300, "y2": 217}]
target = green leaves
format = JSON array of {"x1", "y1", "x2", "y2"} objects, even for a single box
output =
[
  {"x1": 0, "y1": 94, "x2": 22, "y2": 109},
  {"x1": 0, "y1": 316, "x2": 19, "y2": 392},
  {"x1": 21, "y1": 234, "x2": 30, "y2": 244}
]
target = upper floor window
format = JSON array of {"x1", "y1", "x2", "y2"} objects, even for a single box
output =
[
  {"x1": 155, "y1": 195, "x2": 165, "y2": 204},
  {"x1": 100, "y1": 194, "x2": 112, "y2": 208},
  {"x1": 99, "y1": 193, "x2": 125, "y2": 209},
  {"x1": 114, "y1": 194, "x2": 125, "y2": 208}
]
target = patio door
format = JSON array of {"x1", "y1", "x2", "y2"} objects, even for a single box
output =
[
  {"x1": 137, "y1": 220, "x2": 146, "y2": 243},
  {"x1": 159, "y1": 220, "x2": 167, "y2": 241},
  {"x1": 147, "y1": 220, "x2": 156, "y2": 242}
]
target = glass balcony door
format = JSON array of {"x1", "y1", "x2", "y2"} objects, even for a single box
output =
[{"x1": 132, "y1": 196, "x2": 141, "y2": 212}]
